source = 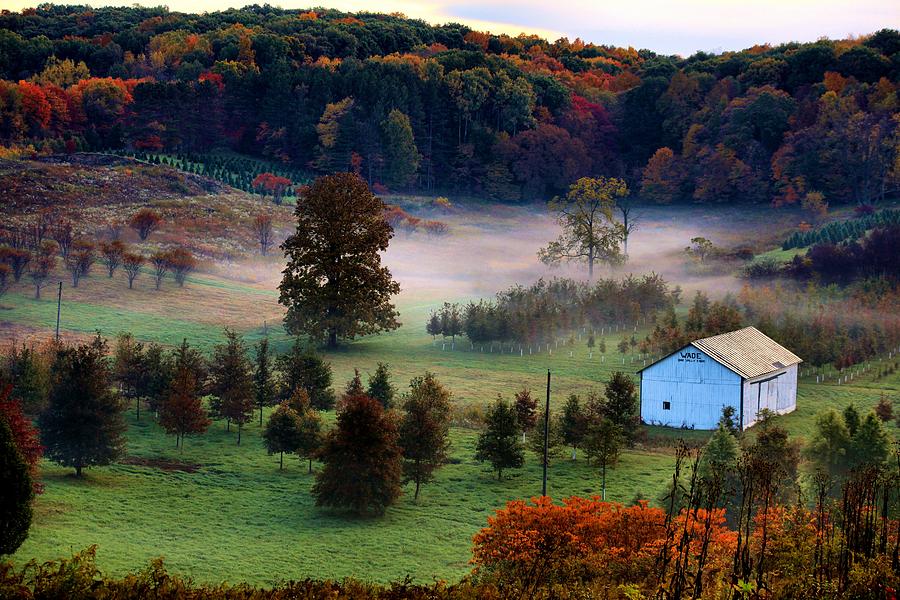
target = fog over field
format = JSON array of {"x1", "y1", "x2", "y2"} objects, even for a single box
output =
[{"x1": 381, "y1": 202, "x2": 796, "y2": 307}]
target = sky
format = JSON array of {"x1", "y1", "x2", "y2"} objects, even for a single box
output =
[{"x1": 4, "y1": 0, "x2": 898, "y2": 56}]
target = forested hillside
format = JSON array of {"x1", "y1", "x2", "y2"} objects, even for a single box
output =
[{"x1": 0, "y1": 5, "x2": 898, "y2": 204}]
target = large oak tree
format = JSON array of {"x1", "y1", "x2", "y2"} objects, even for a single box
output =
[{"x1": 279, "y1": 173, "x2": 401, "y2": 348}]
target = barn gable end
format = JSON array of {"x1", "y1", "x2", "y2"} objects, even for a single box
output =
[{"x1": 639, "y1": 327, "x2": 802, "y2": 431}]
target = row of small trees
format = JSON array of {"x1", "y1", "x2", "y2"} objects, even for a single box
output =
[
  {"x1": 782, "y1": 207, "x2": 900, "y2": 249},
  {"x1": 427, "y1": 275, "x2": 678, "y2": 346},
  {"x1": 0, "y1": 240, "x2": 197, "y2": 299}
]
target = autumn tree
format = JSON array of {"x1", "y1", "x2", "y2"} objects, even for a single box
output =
[
  {"x1": 1, "y1": 247, "x2": 30, "y2": 283},
  {"x1": 39, "y1": 336, "x2": 126, "y2": 477},
  {"x1": 51, "y1": 219, "x2": 74, "y2": 259},
  {"x1": 99, "y1": 240, "x2": 126, "y2": 278},
  {"x1": 0, "y1": 413, "x2": 33, "y2": 556},
  {"x1": 167, "y1": 248, "x2": 195, "y2": 287},
  {"x1": 279, "y1": 173, "x2": 401, "y2": 348},
  {"x1": 0, "y1": 385, "x2": 43, "y2": 492},
  {"x1": 539, "y1": 177, "x2": 627, "y2": 279},
  {"x1": 208, "y1": 329, "x2": 254, "y2": 444},
  {"x1": 398, "y1": 372, "x2": 452, "y2": 500},
  {"x1": 513, "y1": 388, "x2": 537, "y2": 442},
  {"x1": 475, "y1": 396, "x2": 524, "y2": 480},
  {"x1": 253, "y1": 338, "x2": 276, "y2": 426},
  {"x1": 367, "y1": 362, "x2": 395, "y2": 409},
  {"x1": 276, "y1": 339, "x2": 335, "y2": 410},
  {"x1": 252, "y1": 173, "x2": 291, "y2": 205},
  {"x1": 262, "y1": 403, "x2": 302, "y2": 470},
  {"x1": 64, "y1": 240, "x2": 95, "y2": 287},
  {"x1": 149, "y1": 251, "x2": 169, "y2": 290},
  {"x1": 129, "y1": 208, "x2": 162, "y2": 241},
  {"x1": 640, "y1": 147, "x2": 682, "y2": 204},
  {"x1": 159, "y1": 366, "x2": 210, "y2": 450},
  {"x1": 252, "y1": 214, "x2": 274, "y2": 256},
  {"x1": 313, "y1": 393, "x2": 402, "y2": 515},
  {"x1": 381, "y1": 109, "x2": 420, "y2": 189},
  {"x1": 122, "y1": 252, "x2": 144, "y2": 289}
]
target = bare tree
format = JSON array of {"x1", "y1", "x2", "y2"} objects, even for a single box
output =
[
  {"x1": 100, "y1": 240, "x2": 126, "y2": 277},
  {"x1": 105, "y1": 221, "x2": 124, "y2": 241},
  {"x1": 129, "y1": 208, "x2": 163, "y2": 241},
  {"x1": 253, "y1": 214, "x2": 274, "y2": 256},
  {"x1": 122, "y1": 252, "x2": 144, "y2": 289},
  {"x1": 150, "y1": 251, "x2": 169, "y2": 290},
  {"x1": 617, "y1": 199, "x2": 640, "y2": 259}
]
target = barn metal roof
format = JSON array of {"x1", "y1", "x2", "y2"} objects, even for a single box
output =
[
  {"x1": 692, "y1": 326, "x2": 802, "y2": 379},
  {"x1": 638, "y1": 326, "x2": 802, "y2": 379}
]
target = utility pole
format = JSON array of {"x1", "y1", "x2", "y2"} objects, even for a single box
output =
[
  {"x1": 542, "y1": 369, "x2": 550, "y2": 497},
  {"x1": 55, "y1": 281, "x2": 62, "y2": 341}
]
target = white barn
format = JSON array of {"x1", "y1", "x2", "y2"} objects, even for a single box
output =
[{"x1": 639, "y1": 326, "x2": 802, "y2": 431}]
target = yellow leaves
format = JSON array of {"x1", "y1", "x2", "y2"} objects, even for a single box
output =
[{"x1": 316, "y1": 97, "x2": 354, "y2": 149}]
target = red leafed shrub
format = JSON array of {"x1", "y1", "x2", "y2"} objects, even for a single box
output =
[
  {"x1": 252, "y1": 173, "x2": 291, "y2": 204},
  {"x1": 0, "y1": 384, "x2": 44, "y2": 493}
]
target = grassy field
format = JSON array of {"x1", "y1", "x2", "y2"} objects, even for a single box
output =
[{"x1": 2, "y1": 173, "x2": 898, "y2": 585}]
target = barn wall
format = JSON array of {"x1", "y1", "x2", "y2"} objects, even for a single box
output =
[
  {"x1": 741, "y1": 364, "x2": 798, "y2": 429},
  {"x1": 640, "y1": 344, "x2": 742, "y2": 430}
]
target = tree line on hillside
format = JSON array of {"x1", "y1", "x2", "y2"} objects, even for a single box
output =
[
  {"x1": 427, "y1": 274, "x2": 678, "y2": 347},
  {"x1": 782, "y1": 207, "x2": 900, "y2": 249},
  {"x1": 0, "y1": 7, "x2": 897, "y2": 203}
]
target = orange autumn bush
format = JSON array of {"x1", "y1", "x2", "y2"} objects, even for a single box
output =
[{"x1": 472, "y1": 496, "x2": 738, "y2": 592}]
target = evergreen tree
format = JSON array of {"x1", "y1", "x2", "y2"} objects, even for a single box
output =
[
  {"x1": 113, "y1": 333, "x2": 146, "y2": 420},
  {"x1": 849, "y1": 412, "x2": 891, "y2": 470},
  {"x1": 367, "y1": 362, "x2": 395, "y2": 409},
  {"x1": 398, "y1": 372, "x2": 451, "y2": 500},
  {"x1": 513, "y1": 388, "x2": 538, "y2": 442},
  {"x1": 142, "y1": 342, "x2": 173, "y2": 415},
  {"x1": 345, "y1": 369, "x2": 365, "y2": 398},
  {"x1": 583, "y1": 416, "x2": 623, "y2": 501},
  {"x1": 718, "y1": 405, "x2": 739, "y2": 436},
  {"x1": 159, "y1": 366, "x2": 210, "y2": 450},
  {"x1": 313, "y1": 393, "x2": 402, "y2": 515},
  {"x1": 806, "y1": 409, "x2": 852, "y2": 478},
  {"x1": 39, "y1": 336, "x2": 127, "y2": 477},
  {"x1": 0, "y1": 415, "x2": 32, "y2": 556},
  {"x1": 209, "y1": 329, "x2": 254, "y2": 444},
  {"x1": 475, "y1": 396, "x2": 524, "y2": 480},
  {"x1": 279, "y1": 173, "x2": 401, "y2": 348},
  {"x1": 262, "y1": 403, "x2": 302, "y2": 470},
  {"x1": 254, "y1": 338, "x2": 276, "y2": 427},
  {"x1": 698, "y1": 424, "x2": 740, "y2": 481},
  {"x1": 276, "y1": 340, "x2": 335, "y2": 410},
  {"x1": 561, "y1": 394, "x2": 588, "y2": 460},
  {"x1": 604, "y1": 371, "x2": 638, "y2": 444},
  {"x1": 842, "y1": 404, "x2": 861, "y2": 436},
  {"x1": 381, "y1": 109, "x2": 420, "y2": 189}
]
